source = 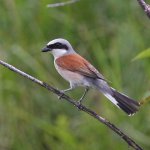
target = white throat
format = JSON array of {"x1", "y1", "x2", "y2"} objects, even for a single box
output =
[{"x1": 51, "y1": 49, "x2": 67, "y2": 59}]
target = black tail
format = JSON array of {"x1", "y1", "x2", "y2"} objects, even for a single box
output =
[{"x1": 112, "y1": 89, "x2": 140, "y2": 116}]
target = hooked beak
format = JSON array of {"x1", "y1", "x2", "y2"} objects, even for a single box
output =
[{"x1": 41, "y1": 47, "x2": 51, "y2": 52}]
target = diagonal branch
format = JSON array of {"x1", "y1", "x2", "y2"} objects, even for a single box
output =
[
  {"x1": 47, "y1": 0, "x2": 79, "y2": 8},
  {"x1": 137, "y1": 0, "x2": 150, "y2": 19},
  {"x1": 0, "y1": 59, "x2": 143, "y2": 150}
]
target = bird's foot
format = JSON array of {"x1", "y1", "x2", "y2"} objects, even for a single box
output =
[
  {"x1": 76, "y1": 100, "x2": 83, "y2": 110},
  {"x1": 58, "y1": 90, "x2": 65, "y2": 100}
]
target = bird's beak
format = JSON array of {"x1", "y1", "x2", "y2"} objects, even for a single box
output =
[{"x1": 41, "y1": 47, "x2": 51, "y2": 52}]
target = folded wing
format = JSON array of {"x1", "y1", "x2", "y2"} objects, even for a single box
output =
[{"x1": 56, "y1": 54, "x2": 106, "y2": 81}]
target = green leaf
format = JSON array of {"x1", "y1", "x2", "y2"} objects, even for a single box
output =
[{"x1": 132, "y1": 48, "x2": 150, "y2": 61}]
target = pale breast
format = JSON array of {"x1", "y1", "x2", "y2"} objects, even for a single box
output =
[{"x1": 54, "y1": 61, "x2": 84, "y2": 85}]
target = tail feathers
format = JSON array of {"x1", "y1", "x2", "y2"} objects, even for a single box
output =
[{"x1": 104, "y1": 89, "x2": 140, "y2": 116}]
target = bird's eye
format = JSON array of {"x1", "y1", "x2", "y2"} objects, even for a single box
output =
[
  {"x1": 55, "y1": 42, "x2": 62, "y2": 47},
  {"x1": 54, "y1": 42, "x2": 68, "y2": 50},
  {"x1": 47, "y1": 42, "x2": 68, "y2": 50}
]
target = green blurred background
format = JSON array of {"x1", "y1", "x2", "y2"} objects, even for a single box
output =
[{"x1": 0, "y1": 0, "x2": 150, "y2": 149}]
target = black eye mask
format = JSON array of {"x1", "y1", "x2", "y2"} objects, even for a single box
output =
[{"x1": 47, "y1": 42, "x2": 69, "y2": 50}]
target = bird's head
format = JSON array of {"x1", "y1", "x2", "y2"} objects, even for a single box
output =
[{"x1": 42, "y1": 38, "x2": 75, "y2": 58}]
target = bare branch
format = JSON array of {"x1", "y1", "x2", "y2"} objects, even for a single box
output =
[
  {"x1": 137, "y1": 0, "x2": 150, "y2": 18},
  {"x1": 0, "y1": 59, "x2": 143, "y2": 150},
  {"x1": 47, "y1": 0, "x2": 79, "y2": 8}
]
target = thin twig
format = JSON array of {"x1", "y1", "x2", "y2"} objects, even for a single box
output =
[
  {"x1": 137, "y1": 0, "x2": 150, "y2": 18},
  {"x1": 0, "y1": 59, "x2": 143, "y2": 150},
  {"x1": 47, "y1": 0, "x2": 79, "y2": 8}
]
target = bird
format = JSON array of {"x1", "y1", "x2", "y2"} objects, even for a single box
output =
[{"x1": 42, "y1": 38, "x2": 140, "y2": 116}]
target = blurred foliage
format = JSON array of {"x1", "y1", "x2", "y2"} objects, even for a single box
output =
[
  {"x1": 133, "y1": 48, "x2": 150, "y2": 61},
  {"x1": 0, "y1": 0, "x2": 150, "y2": 149}
]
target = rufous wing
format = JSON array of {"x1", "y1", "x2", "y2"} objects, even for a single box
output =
[{"x1": 55, "y1": 54, "x2": 105, "y2": 81}]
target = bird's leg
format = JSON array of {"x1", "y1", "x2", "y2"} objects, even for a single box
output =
[
  {"x1": 77, "y1": 87, "x2": 89, "y2": 105},
  {"x1": 58, "y1": 87, "x2": 74, "y2": 100},
  {"x1": 61, "y1": 87, "x2": 73, "y2": 93}
]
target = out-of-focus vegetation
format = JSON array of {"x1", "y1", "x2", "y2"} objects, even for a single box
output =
[
  {"x1": 133, "y1": 48, "x2": 150, "y2": 61},
  {"x1": 0, "y1": 0, "x2": 150, "y2": 149}
]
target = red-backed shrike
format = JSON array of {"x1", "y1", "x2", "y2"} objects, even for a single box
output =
[{"x1": 42, "y1": 38, "x2": 140, "y2": 116}]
